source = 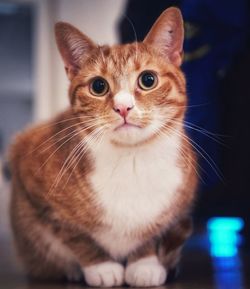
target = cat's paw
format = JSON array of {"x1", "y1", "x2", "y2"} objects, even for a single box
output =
[
  {"x1": 125, "y1": 256, "x2": 167, "y2": 287},
  {"x1": 83, "y1": 261, "x2": 124, "y2": 287}
]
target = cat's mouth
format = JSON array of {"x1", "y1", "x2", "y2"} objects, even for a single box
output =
[{"x1": 114, "y1": 121, "x2": 142, "y2": 131}]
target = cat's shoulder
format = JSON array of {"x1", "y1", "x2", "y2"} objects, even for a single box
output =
[{"x1": 9, "y1": 109, "x2": 72, "y2": 166}]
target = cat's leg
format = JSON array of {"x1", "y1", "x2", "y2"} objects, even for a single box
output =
[
  {"x1": 63, "y1": 234, "x2": 124, "y2": 287},
  {"x1": 158, "y1": 216, "x2": 193, "y2": 274},
  {"x1": 125, "y1": 241, "x2": 167, "y2": 287},
  {"x1": 11, "y1": 190, "x2": 124, "y2": 286},
  {"x1": 11, "y1": 192, "x2": 82, "y2": 282},
  {"x1": 125, "y1": 217, "x2": 193, "y2": 287}
]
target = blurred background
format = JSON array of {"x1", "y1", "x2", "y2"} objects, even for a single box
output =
[{"x1": 0, "y1": 0, "x2": 249, "y2": 288}]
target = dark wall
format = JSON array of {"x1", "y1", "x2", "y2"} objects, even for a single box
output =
[{"x1": 119, "y1": 0, "x2": 250, "y2": 223}]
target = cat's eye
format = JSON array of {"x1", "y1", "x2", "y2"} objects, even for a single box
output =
[
  {"x1": 138, "y1": 71, "x2": 158, "y2": 90},
  {"x1": 90, "y1": 77, "x2": 109, "y2": 96}
]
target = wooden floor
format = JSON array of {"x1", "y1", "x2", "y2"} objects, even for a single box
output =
[{"x1": 1, "y1": 181, "x2": 249, "y2": 289}]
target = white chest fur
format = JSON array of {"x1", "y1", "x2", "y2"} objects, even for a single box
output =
[{"x1": 88, "y1": 134, "x2": 183, "y2": 259}]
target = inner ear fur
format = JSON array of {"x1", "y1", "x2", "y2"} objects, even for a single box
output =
[
  {"x1": 55, "y1": 22, "x2": 96, "y2": 80},
  {"x1": 143, "y1": 7, "x2": 184, "y2": 67}
]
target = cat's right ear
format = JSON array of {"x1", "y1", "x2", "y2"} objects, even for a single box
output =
[
  {"x1": 55, "y1": 22, "x2": 96, "y2": 80},
  {"x1": 143, "y1": 8, "x2": 184, "y2": 67}
]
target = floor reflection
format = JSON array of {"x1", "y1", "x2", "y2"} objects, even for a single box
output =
[{"x1": 212, "y1": 256, "x2": 243, "y2": 289}]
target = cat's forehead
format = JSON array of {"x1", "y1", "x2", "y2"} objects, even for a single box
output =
[
  {"x1": 80, "y1": 42, "x2": 180, "y2": 90},
  {"x1": 96, "y1": 43, "x2": 155, "y2": 75}
]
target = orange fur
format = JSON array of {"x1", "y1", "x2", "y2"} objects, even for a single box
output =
[{"x1": 9, "y1": 7, "x2": 198, "y2": 287}]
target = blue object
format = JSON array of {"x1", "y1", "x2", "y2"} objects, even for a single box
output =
[
  {"x1": 211, "y1": 244, "x2": 238, "y2": 258},
  {"x1": 207, "y1": 217, "x2": 244, "y2": 257},
  {"x1": 213, "y1": 256, "x2": 243, "y2": 289},
  {"x1": 207, "y1": 217, "x2": 244, "y2": 232}
]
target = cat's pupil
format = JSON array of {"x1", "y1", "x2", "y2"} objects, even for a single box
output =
[
  {"x1": 138, "y1": 71, "x2": 157, "y2": 90},
  {"x1": 141, "y1": 73, "x2": 155, "y2": 87},
  {"x1": 91, "y1": 78, "x2": 107, "y2": 95}
]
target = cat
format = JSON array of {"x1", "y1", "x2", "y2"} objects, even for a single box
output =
[{"x1": 9, "y1": 7, "x2": 197, "y2": 287}]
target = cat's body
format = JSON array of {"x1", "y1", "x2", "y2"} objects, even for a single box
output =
[{"x1": 10, "y1": 8, "x2": 198, "y2": 287}]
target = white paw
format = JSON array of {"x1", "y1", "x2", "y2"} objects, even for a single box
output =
[
  {"x1": 83, "y1": 261, "x2": 124, "y2": 287},
  {"x1": 125, "y1": 256, "x2": 167, "y2": 287}
]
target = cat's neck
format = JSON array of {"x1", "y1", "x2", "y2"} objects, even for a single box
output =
[{"x1": 89, "y1": 128, "x2": 182, "y2": 163}]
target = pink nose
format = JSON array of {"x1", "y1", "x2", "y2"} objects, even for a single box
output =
[{"x1": 113, "y1": 104, "x2": 134, "y2": 118}]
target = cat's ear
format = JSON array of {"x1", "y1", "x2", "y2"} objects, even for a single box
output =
[
  {"x1": 55, "y1": 22, "x2": 96, "y2": 80},
  {"x1": 143, "y1": 7, "x2": 184, "y2": 67}
]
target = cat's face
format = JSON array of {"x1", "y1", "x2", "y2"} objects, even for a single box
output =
[{"x1": 55, "y1": 8, "x2": 186, "y2": 146}]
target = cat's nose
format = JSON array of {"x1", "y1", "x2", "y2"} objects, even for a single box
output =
[{"x1": 113, "y1": 104, "x2": 134, "y2": 118}]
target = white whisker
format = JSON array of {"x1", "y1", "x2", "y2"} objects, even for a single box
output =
[
  {"x1": 35, "y1": 121, "x2": 101, "y2": 175},
  {"x1": 161, "y1": 123, "x2": 224, "y2": 182},
  {"x1": 120, "y1": 13, "x2": 139, "y2": 61},
  {"x1": 169, "y1": 119, "x2": 228, "y2": 147},
  {"x1": 151, "y1": 125, "x2": 205, "y2": 183},
  {"x1": 61, "y1": 126, "x2": 108, "y2": 191},
  {"x1": 47, "y1": 126, "x2": 103, "y2": 196}
]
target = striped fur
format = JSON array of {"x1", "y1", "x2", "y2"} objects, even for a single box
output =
[{"x1": 9, "y1": 7, "x2": 197, "y2": 287}]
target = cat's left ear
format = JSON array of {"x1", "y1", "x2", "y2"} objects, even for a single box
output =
[
  {"x1": 143, "y1": 7, "x2": 184, "y2": 67},
  {"x1": 55, "y1": 22, "x2": 96, "y2": 80}
]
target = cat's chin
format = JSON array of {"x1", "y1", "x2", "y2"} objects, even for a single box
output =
[{"x1": 109, "y1": 126, "x2": 158, "y2": 147}]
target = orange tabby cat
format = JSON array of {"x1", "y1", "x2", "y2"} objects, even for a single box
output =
[{"x1": 9, "y1": 7, "x2": 197, "y2": 287}]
